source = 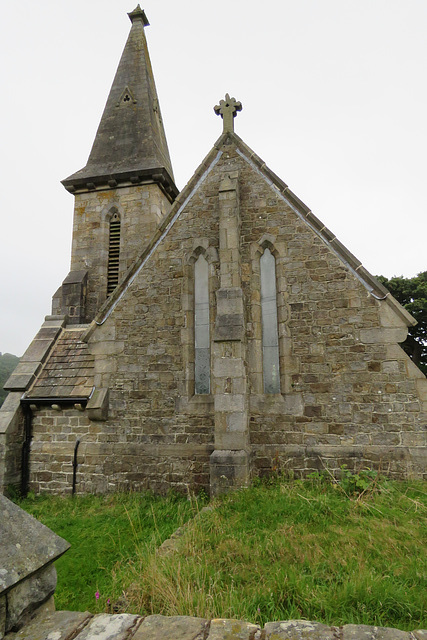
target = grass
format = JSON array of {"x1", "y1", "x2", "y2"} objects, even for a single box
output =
[
  {"x1": 17, "y1": 476, "x2": 427, "y2": 631},
  {"x1": 17, "y1": 491, "x2": 199, "y2": 613}
]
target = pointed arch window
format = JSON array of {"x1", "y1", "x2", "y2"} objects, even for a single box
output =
[
  {"x1": 260, "y1": 247, "x2": 280, "y2": 393},
  {"x1": 107, "y1": 212, "x2": 121, "y2": 295},
  {"x1": 194, "y1": 254, "x2": 210, "y2": 394}
]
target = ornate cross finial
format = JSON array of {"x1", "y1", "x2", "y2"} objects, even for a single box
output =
[{"x1": 214, "y1": 93, "x2": 242, "y2": 133}]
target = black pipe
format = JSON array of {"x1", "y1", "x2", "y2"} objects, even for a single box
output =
[
  {"x1": 72, "y1": 439, "x2": 80, "y2": 496},
  {"x1": 20, "y1": 405, "x2": 33, "y2": 498}
]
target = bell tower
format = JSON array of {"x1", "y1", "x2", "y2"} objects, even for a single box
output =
[{"x1": 54, "y1": 6, "x2": 178, "y2": 322}]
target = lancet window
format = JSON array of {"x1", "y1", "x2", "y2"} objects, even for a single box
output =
[
  {"x1": 260, "y1": 247, "x2": 280, "y2": 393},
  {"x1": 194, "y1": 254, "x2": 210, "y2": 394}
]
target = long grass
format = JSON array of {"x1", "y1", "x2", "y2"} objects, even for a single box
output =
[
  {"x1": 18, "y1": 478, "x2": 426, "y2": 630},
  {"x1": 17, "y1": 491, "x2": 199, "y2": 613}
]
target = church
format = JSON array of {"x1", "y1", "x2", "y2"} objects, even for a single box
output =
[{"x1": 1, "y1": 6, "x2": 426, "y2": 496}]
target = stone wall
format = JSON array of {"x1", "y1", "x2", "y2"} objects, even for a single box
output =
[
  {"x1": 18, "y1": 138, "x2": 427, "y2": 495},
  {"x1": 29, "y1": 406, "x2": 213, "y2": 495},
  {"x1": 7, "y1": 612, "x2": 427, "y2": 640},
  {"x1": 64, "y1": 183, "x2": 171, "y2": 321}
]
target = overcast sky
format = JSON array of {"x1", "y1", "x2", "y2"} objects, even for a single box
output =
[{"x1": 1, "y1": 0, "x2": 426, "y2": 356}]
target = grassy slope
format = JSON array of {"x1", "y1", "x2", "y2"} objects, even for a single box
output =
[
  {"x1": 17, "y1": 492, "x2": 199, "y2": 613},
  {"x1": 18, "y1": 479, "x2": 426, "y2": 630},
  {"x1": 0, "y1": 352, "x2": 19, "y2": 406}
]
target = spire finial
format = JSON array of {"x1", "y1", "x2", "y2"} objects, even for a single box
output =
[
  {"x1": 214, "y1": 93, "x2": 242, "y2": 133},
  {"x1": 128, "y1": 5, "x2": 149, "y2": 26}
]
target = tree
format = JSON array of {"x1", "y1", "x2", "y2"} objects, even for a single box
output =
[{"x1": 377, "y1": 272, "x2": 427, "y2": 376}]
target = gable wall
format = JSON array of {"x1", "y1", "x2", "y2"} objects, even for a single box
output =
[
  {"x1": 234, "y1": 148, "x2": 426, "y2": 479},
  {"x1": 26, "y1": 143, "x2": 426, "y2": 495}
]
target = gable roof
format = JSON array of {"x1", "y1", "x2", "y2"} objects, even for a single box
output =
[{"x1": 82, "y1": 130, "x2": 415, "y2": 341}]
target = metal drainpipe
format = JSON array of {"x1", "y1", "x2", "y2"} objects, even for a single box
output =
[
  {"x1": 72, "y1": 439, "x2": 80, "y2": 496},
  {"x1": 21, "y1": 404, "x2": 33, "y2": 498}
]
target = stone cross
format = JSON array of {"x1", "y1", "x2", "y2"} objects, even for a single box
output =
[{"x1": 214, "y1": 93, "x2": 242, "y2": 133}]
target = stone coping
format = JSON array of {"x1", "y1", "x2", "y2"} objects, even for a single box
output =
[
  {"x1": 6, "y1": 612, "x2": 426, "y2": 640},
  {"x1": 0, "y1": 495, "x2": 70, "y2": 593}
]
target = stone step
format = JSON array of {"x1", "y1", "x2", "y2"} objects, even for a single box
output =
[{"x1": 5, "y1": 611, "x2": 427, "y2": 640}]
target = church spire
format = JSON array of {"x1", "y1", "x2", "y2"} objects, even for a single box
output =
[{"x1": 62, "y1": 6, "x2": 177, "y2": 200}]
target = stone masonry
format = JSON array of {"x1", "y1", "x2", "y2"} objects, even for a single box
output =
[
  {"x1": 7, "y1": 134, "x2": 425, "y2": 497},
  {"x1": 6, "y1": 612, "x2": 427, "y2": 640},
  {"x1": 0, "y1": 7, "x2": 426, "y2": 497}
]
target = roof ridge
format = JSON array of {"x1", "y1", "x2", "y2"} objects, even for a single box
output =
[{"x1": 81, "y1": 130, "x2": 416, "y2": 342}]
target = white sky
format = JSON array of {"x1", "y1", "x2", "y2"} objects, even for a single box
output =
[{"x1": 1, "y1": 0, "x2": 426, "y2": 356}]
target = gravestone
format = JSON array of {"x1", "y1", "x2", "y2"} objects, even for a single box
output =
[{"x1": 0, "y1": 494, "x2": 69, "y2": 637}]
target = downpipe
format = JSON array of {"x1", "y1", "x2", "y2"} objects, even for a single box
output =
[
  {"x1": 72, "y1": 439, "x2": 80, "y2": 496},
  {"x1": 20, "y1": 404, "x2": 33, "y2": 498}
]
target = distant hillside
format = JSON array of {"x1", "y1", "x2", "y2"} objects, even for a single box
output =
[{"x1": 0, "y1": 352, "x2": 20, "y2": 407}]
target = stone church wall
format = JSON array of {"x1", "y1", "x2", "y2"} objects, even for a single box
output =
[
  {"x1": 232, "y1": 151, "x2": 426, "y2": 479},
  {"x1": 25, "y1": 144, "x2": 427, "y2": 495}
]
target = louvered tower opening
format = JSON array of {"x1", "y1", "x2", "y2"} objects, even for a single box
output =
[{"x1": 107, "y1": 212, "x2": 121, "y2": 296}]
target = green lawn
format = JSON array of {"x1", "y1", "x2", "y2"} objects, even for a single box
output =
[{"x1": 18, "y1": 477, "x2": 426, "y2": 630}]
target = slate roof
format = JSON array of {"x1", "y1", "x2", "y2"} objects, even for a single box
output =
[
  {"x1": 62, "y1": 6, "x2": 177, "y2": 200},
  {"x1": 25, "y1": 328, "x2": 95, "y2": 400}
]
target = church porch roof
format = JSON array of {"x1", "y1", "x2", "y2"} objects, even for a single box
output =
[{"x1": 25, "y1": 327, "x2": 95, "y2": 401}]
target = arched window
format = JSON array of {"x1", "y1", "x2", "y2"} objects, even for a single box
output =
[
  {"x1": 107, "y1": 212, "x2": 121, "y2": 295},
  {"x1": 194, "y1": 254, "x2": 210, "y2": 394},
  {"x1": 260, "y1": 247, "x2": 280, "y2": 393}
]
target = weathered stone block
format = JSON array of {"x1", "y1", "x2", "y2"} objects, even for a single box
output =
[
  {"x1": 264, "y1": 620, "x2": 337, "y2": 639},
  {"x1": 214, "y1": 394, "x2": 245, "y2": 413},
  {"x1": 214, "y1": 313, "x2": 245, "y2": 342},
  {"x1": 213, "y1": 358, "x2": 245, "y2": 379},
  {"x1": 6, "y1": 565, "x2": 57, "y2": 632},
  {"x1": 11, "y1": 610, "x2": 93, "y2": 640},
  {"x1": 87, "y1": 388, "x2": 109, "y2": 421},
  {"x1": 214, "y1": 432, "x2": 249, "y2": 451},
  {"x1": 210, "y1": 449, "x2": 251, "y2": 495},
  {"x1": 0, "y1": 595, "x2": 5, "y2": 640},
  {"x1": 133, "y1": 614, "x2": 207, "y2": 640},
  {"x1": 359, "y1": 328, "x2": 407, "y2": 344},
  {"x1": 73, "y1": 613, "x2": 140, "y2": 640},
  {"x1": 216, "y1": 287, "x2": 244, "y2": 315},
  {"x1": 342, "y1": 624, "x2": 411, "y2": 639},
  {"x1": 207, "y1": 618, "x2": 259, "y2": 639},
  {"x1": 226, "y1": 412, "x2": 247, "y2": 432}
]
